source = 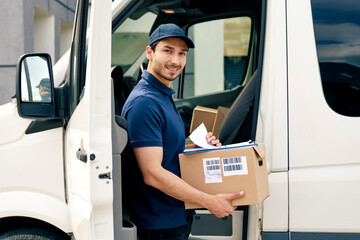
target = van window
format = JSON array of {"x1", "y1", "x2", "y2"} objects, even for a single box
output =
[
  {"x1": 311, "y1": 0, "x2": 360, "y2": 116},
  {"x1": 172, "y1": 16, "x2": 252, "y2": 99},
  {"x1": 112, "y1": 12, "x2": 156, "y2": 73}
]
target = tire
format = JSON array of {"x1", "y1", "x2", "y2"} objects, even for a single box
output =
[{"x1": 0, "y1": 227, "x2": 68, "y2": 240}]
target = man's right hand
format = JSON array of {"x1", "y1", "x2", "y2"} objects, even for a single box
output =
[{"x1": 205, "y1": 191, "x2": 245, "y2": 218}]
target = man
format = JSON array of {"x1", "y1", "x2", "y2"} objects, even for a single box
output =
[
  {"x1": 36, "y1": 78, "x2": 51, "y2": 102},
  {"x1": 121, "y1": 23, "x2": 244, "y2": 240}
]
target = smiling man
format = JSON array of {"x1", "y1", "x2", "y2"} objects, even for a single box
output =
[{"x1": 121, "y1": 23, "x2": 244, "y2": 240}]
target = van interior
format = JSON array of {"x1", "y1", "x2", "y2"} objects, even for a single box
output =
[
  {"x1": 111, "y1": 0, "x2": 263, "y2": 137},
  {"x1": 111, "y1": 0, "x2": 264, "y2": 238}
]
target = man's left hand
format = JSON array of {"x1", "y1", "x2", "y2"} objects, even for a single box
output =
[{"x1": 206, "y1": 132, "x2": 222, "y2": 147}]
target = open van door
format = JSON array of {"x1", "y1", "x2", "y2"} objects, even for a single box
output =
[{"x1": 64, "y1": 0, "x2": 114, "y2": 238}]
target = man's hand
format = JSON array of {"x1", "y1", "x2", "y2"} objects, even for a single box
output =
[
  {"x1": 185, "y1": 132, "x2": 222, "y2": 149},
  {"x1": 206, "y1": 132, "x2": 222, "y2": 147},
  {"x1": 204, "y1": 191, "x2": 245, "y2": 218}
]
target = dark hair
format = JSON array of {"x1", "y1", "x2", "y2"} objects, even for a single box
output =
[{"x1": 150, "y1": 41, "x2": 159, "y2": 52}]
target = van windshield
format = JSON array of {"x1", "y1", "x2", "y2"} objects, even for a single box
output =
[{"x1": 111, "y1": 12, "x2": 156, "y2": 73}]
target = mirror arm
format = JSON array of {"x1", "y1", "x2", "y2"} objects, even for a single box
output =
[{"x1": 54, "y1": 86, "x2": 68, "y2": 119}]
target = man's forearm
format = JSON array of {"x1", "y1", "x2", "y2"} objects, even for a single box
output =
[{"x1": 144, "y1": 164, "x2": 211, "y2": 208}]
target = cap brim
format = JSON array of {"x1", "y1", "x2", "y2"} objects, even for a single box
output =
[{"x1": 149, "y1": 36, "x2": 195, "y2": 48}]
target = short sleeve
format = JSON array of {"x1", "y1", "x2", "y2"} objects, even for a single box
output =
[{"x1": 125, "y1": 96, "x2": 163, "y2": 148}]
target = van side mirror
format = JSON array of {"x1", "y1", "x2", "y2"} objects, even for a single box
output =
[{"x1": 16, "y1": 53, "x2": 56, "y2": 119}]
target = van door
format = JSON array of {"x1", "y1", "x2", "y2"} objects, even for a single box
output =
[
  {"x1": 287, "y1": 0, "x2": 360, "y2": 238},
  {"x1": 64, "y1": 0, "x2": 114, "y2": 239}
]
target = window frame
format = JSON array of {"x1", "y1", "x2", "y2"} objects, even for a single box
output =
[
  {"x1": 68, "y1": 0, "x2": 89, "y2": 117},
  {"x1": 174, "y1": 14, "x2": 256, "y2": 100}
]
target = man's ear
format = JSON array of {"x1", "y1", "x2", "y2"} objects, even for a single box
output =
[{"x1": 146, "y1": 46, "x2": 152, "y2": 61}]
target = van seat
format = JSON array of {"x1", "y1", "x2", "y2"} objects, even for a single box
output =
[
  {"x1": 219, "y1": 70, "x2": 258, "y2": 145},
  {"x1": 112, "y1": 66, "x2": 137, "y2": 115}
]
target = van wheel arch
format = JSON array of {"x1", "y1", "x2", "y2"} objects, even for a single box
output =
[{"x1": 0, "y1": 217, "x2": 70, "y2": 240}]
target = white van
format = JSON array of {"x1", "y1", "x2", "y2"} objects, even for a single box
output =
[{"x1": 0, "y1": 0, "x2": 359, "y2": 239}]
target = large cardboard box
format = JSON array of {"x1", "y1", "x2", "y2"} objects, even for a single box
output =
[
  {"x1": 189, "y1": 106, "x2": 229, "y2": 138},
  {"x1": 179, "y1": 143, "x2": 269, "y2": 209}
]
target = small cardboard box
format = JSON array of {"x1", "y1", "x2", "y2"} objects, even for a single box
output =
[
  {"x1": 179, "y1": 143, "x2": 269, "y2": 209},
  {"x1": 212, "y1": 107, "x2": 229, "y2": 138},
  {"x1": 189, "y1": 106, "x2": 229, "y2": 138}
]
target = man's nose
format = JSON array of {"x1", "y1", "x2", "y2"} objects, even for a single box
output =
[{"x1": 170, "y1": 54, "x2": 181, "y2": 66}]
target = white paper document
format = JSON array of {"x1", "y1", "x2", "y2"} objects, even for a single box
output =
[
  {"x1": 188, "y1": 123, "x2": 216, "y2": 149},
  {"x1": 184, "y1": 123, "x2": 254, "y2": 154}
]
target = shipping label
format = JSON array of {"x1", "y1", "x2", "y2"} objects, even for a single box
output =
[
  {"x1": 222, "y1": 156, "x2": 248, "y2": 176},
  {"x1": 203, "y1": 157, "x2": 222, "y2": 183}
]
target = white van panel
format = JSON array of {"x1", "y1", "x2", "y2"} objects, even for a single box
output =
[
  {"x1": 258, "y1": 0, "x2": 288, "y2": 172},
  {"x1": 263, "y1": 172, "x2": 288, "y2": 232},
  {"x1": 289, "y1": 164, "x2": 360, "y2": 232},
  {"x1": 0, "y1": 126, "x2": 65, "y2": 202},
  {"x1": 53, "y1": 50, "x2": 70, "y2": 87},
  {"x1": 0, "y1": 103, "x2": 31, "y2": 146}
]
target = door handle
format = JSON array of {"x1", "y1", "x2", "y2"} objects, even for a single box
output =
[
  {"x1": 76, "y1": 148, "x2": 87, "y2": 163},
  {"x1": 99, "y1": 172, "x2": 111, "y2": 179}
]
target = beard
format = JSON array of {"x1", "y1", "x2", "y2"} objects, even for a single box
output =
[{"x1": 152, "y1": 62, "x2": 183, "y2": 82}]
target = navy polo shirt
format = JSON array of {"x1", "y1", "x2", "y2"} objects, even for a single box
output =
[{"x1": 121, "y1": 70, "x2": 193, "y2": 230}]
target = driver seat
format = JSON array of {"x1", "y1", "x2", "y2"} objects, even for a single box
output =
[{"x1": 219, "y1": 70, "x2": 258, "y2": 145}]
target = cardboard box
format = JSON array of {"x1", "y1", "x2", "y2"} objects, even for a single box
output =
[
  {"x1": 212, "y1": 107, "x2": 229, "y2": 138},
  {"x1": 179, "y1": 143, "x2": 269, "y2": 209},
  {"x1": 189, "y1": 106, "x2": 229, "y2": 138},
  {"x1": 189, "y1": 106, "x2": 217, "y2": 135}
]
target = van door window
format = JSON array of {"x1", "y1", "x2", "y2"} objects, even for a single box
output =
[
  {"x1": 172, "y1": 16, "x2": 252, "y2": 99},
  {"x1": 311, "y1": 0, "x2": 360, "y2": 116},
  {"x1": 111, "y1": 12, "x2": 156, "y2": 114},
  {"x1": 112, "y1": 12, "x2": 156, "y2": 76}
]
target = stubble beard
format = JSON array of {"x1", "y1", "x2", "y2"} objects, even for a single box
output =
[{"x1": 153, "y1": 62, "x2": 182, "y2": 82}]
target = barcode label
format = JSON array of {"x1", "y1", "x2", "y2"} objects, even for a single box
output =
[
  {"x1": 223, "y1": 157, "x2": 243, "y2": 165},
  {"x1": 206, "y1": 159, "x2": 220, "y2": 166},
  {"x1": 224, "y1": 164, "x2": 243, "y2": 171},
  {"x1": 222, "y1": 156, "x2": 248, "y2": 176},
  {"x1": 203, "y1": 157, "x2": 222, "y2": 183},
  {"x1": 207, "y1": 165, "x2": 220, "y2": 171}
]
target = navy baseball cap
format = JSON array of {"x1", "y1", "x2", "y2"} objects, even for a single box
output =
[
  {"x1": 149, "y1": 23, "x2": 195, "y2": 48},
  {"x1": 36, "y1": 78, "x2": 51, "y2": 91}
]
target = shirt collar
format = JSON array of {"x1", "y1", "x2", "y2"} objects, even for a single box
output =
[{"x1": 142, "y1": 70, "x2": 175, "y2": 96}]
